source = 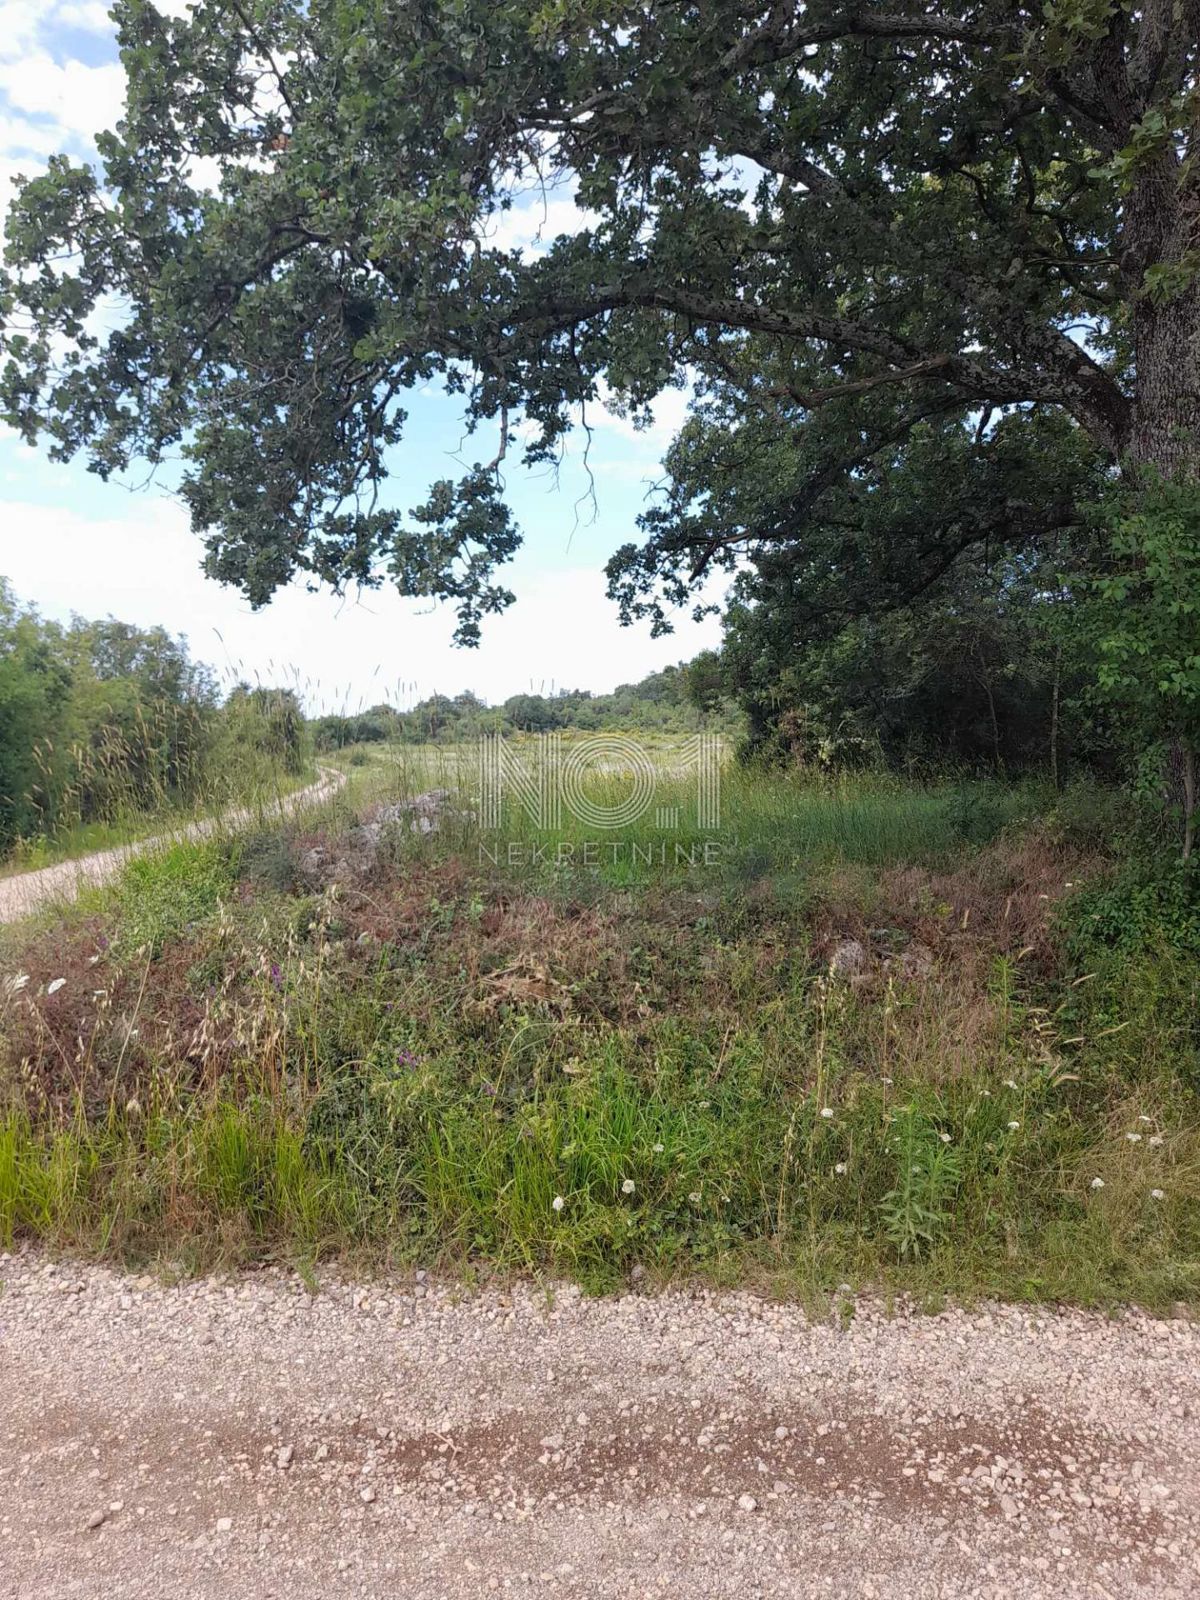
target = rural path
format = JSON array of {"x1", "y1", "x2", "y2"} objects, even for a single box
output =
[
  {"x1": 1, "y1": 1256, "x2": 1197, "y2": 1599},
  {"x1": 0, "y1": 766, "x2": 346, "y2": 926}
]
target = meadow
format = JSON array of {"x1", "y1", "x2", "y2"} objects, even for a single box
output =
[{"x1": 1, "y1": 739, "x2": 1197, "y2": 1307}]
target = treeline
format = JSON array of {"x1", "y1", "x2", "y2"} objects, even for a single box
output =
[
  {"x1": 310, "y1": 664, "x2": 738, "y2": 749},
  {"x1": 684, "y1": 529, "x2": 1137, "y2": 788},
  {"x1": 0, "y1": 582, "x2": 308, "y2": 852}
]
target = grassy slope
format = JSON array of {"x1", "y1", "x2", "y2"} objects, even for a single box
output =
[{"x1": 1, "y1": 749, "x2": 1197, "y2": 1306}]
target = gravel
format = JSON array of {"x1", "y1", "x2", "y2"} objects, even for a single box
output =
[
  {"x1": 0, "y1": 767, "x2": 345, "y2": 924},
  {"x1": 1, "y1": 1250, "x2": 1198, "y2": 1598}
]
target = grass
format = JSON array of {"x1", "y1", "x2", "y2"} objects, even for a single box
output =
[
  {"x1": 0, "y1": 756, "x2": 320, "y2": 879},
  {"x1": 1, "y1": 740, "x2": 1198, "y2": 1305}
]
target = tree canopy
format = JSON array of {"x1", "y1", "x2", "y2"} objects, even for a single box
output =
[{"x1": 1, "y1": 1, "x2": 1197, "y2": 639}]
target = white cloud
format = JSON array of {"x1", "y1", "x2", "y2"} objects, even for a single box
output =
[
  {"x1": 0, "y1": 497, "x2": 724, "y2": 708},
  {"x1": 483, "y1": 194, "x2": 597, "y2": 258},
  {"x1": 54, "y1": 2, "x2": 115, "y2": 31},
  {"x1": 0, "y1": 54, "x2": 126, "y2": 142},
  {"x1": 590, "y1": 379, "x2": 692, "y2": 455}
]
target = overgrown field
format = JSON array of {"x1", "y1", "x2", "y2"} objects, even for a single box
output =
[{"x1": 2, "y1": 749, "x2": 1198, "y2": 1306}]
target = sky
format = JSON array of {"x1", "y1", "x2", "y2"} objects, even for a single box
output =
[{"x1": 0, "y1": 1, "x2": 725, "y2": 713}]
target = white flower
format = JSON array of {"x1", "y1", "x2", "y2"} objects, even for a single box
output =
[
  {"x1": 1148, "y1": 1135, "x2": 1164, "y2": 1147},
  {"x1": 1126, "y1": 1132, "x2": 1142, "y2": 1142},
  {"x1": 1007, "y1": 1121, "x2": 1021, "y2": 1131},
  {"x1": 621, "y1": 1179, "x2": 636, "y2": 1195},
  {"x1": 46, "y1": 978, "x2": 66, "y2": 995},
  {"x1": 1150, "y1": 1189, "x2": 1165, "y2": 1201},
  {"x1": 834, "y1": 1163, "x2": 847, "y2": 1175},
  {"x1": 1090, "y1": 1177, "x2": 1105, "y2": 1190},
  {"x1": 652, "y1": 1142, "x2": 664, "y2": 1154},
  {"x1": 551, "y1": 1195, "x2": 565, "y2": 1213},
  {"x1": 820, "y1": 1107, "x2": 834, "y2": 1119},
  {"x1": 688, "y1": 1191, "x2": 702, "y2": 1204}
]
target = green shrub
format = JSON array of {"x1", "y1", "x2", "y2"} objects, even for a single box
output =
[{"x1": 116, "y1": 840, "x2": 235, "y2": 953}]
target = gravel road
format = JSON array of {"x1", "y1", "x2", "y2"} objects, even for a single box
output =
[
  {"x1": 0, "y1": 767, "x2": 345, "y2": 925},
  {"x1": 1, "y1": 1254, "x2": 1197, "y2": 1598}
]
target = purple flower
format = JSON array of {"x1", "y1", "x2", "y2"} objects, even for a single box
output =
[
  {"x1": 396, "y1": 1049, "x2": 419, "y2": 1071},
  {"x1": 270, "y1": 963, "x2": 282, "y2": 990}
]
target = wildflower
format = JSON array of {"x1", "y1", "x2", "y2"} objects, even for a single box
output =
[
  {"x1": 551, "y1": 1195, "x2": 565, "y2": 1213},
  {"x1": 1150, "y1": 1189, "x2": 1165, "y2": 1201},
  {"x1": 652, "y1": 1142, "x2": 664, "y2": 1154},
  {"x1": 820, "y1": 1107, "x2": 834, "y2": 1120},
  {"x1": 621, "y1": 1179, "x2": 636, "y2": 1195},
  {"x1": 395, "y1": 1049, "x2": 419, "y2": 1071},
  {"x1": 1007, "y1": 1120, "x2": 1020, "y2": 1131},
  {"x1": 1126, "y1": 1132, "x2": 1142, "y2": 1143},
  {"x1": 834, "y1": 1163, "x2": 847, "y2": 1175},
  {"x1": 46, "y1": 978, "x2": 66, "y2": 995},
  {"x1": 1148, "y1": 1134, "x2": 1165, "y2": 1147},
  {"x1": 688, "y1": 1191, "x2": 702, "y2": 1204},
  {"x1": 269, "y1": 962, "x2": 282, "y2": 990},
  {"x1": 1090, "y1": 1177, "x2": 1104, "y2": 1190}
]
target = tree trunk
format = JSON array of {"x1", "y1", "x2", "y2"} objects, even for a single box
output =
[
  {"x1": 1124, "y1": 156, "x2": 1200, "y2": 479},
  {"x1": 1050, "y1": 646, "x2": 1061, "y2": 792},
  {"x1": 1129, "y1": 290, "x2": 1200, "y2": 477},
  {"x1": 1184, "y1": 741, "x2": 1197, "y2": 864}
]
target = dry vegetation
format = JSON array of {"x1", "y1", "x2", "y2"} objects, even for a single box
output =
[{"x1": 1, "y1": 758, "x2": 1197, "y2": 1304}]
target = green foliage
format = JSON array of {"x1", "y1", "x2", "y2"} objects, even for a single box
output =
[
  {"x1": 0, "y1": 582, "x2": 318, "y2": 862},
  {"x1": 216, "y1": 685, "x2": 309, "y2": 783},
  {"x1": 879, "y1": 1104, "x2": 962, "y2": 1260},
  {"x1": 1063, "y1": 855, "x2": 1200, "y2": 960},
  {"x1": 1075, "y1": 478, "x2": 1200, "y2": 850},
  {"x1": 0, "y1": 580, "x2": 218, "y2": 851},
  {"x1": 115, "y1": 840, "x2": 235, "y2": 954},
  {"x1": 312, "y1": 665, "x2": 737, "y2": 750},
  {"x1": 1, "y1": 765, "x2": 1199, "y2": 1300},
  {"x1": 3, "y1": 1, "x2": 1190, "y2": 643},
  {"x1": 718, "y1": 532, "x2": 1097, "y2": 774}
]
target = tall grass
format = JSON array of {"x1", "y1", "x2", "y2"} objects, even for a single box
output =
[{"x1": 1, "y1": 741, "x2": 1196, "y2": 1303}]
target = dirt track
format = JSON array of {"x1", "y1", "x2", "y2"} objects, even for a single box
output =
[
  {"x1": 0, "y1": 767, "x2": 345, "y2": 925},
  {"x1": 1, "y1": 1254, "x2": 1197, "y2": 1599}
]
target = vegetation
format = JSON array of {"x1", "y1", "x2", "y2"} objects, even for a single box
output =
[
  {"x1": 0, "y1": 751, "x2": 1197, "y2": 1306},
  {"x1": 3, "y1": 2, "x2": 1200, "y2": 1309},
  {"x1": 311, "y1": 664, "x2": 738, "y2": 750},
  {"x1": 0, "y1": 581, "x2": 310, "y2": 861},
  {"x1": 5, "y1": 2, "x2": 1199, "y2": 837}
]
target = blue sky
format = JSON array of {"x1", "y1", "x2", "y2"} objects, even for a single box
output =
[{"x1": 0, "y1": 1, "x2": 723, "y2": 711}]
